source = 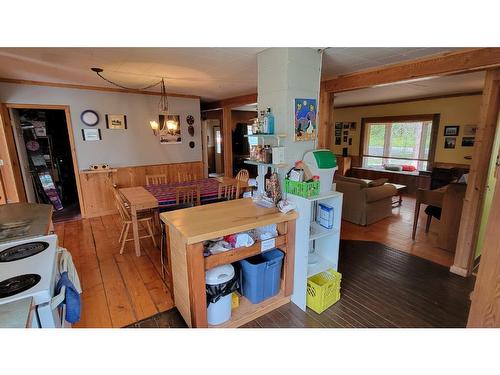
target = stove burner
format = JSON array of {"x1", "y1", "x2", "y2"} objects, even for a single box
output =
[
  {"x1": 0, "y1": 274, "x2": 41, "y2": 298},
  {"x1": 0, "y1": 241, "x2": 49, "y2": 262}
]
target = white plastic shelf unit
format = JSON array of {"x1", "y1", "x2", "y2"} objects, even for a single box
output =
[{"x1": 287, "y1": 190, "x2": 343, "y2": 311}]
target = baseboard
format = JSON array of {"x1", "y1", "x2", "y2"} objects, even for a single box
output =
[{"x1": 449, "y1": 265, "x2": 469, "y2": 277}]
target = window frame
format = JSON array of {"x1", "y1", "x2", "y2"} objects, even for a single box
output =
[{"x1": 359, "y1": 114, "x2": 440, "y2": 171}]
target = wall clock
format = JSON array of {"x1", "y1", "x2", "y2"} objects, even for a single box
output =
[
  {"x1": 186, "y1": 115, "x2": 194, "y2": 125},
  {"x1": 81, "y1": 110, "x2": 100, "y2": 126}
]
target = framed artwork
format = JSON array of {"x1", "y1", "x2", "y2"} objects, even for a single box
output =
[
  {"x1": 335, "y1": 137, "x2": 341, "y2": 145},
  {"x1": 106, "y1": 114, "x2": 127, "y2": 129},
  {"x1": 343, "y1": 123, "x2": 349, "y2": 129},
  {"x1": 462, "y1": 137, "x2": 475, "y2": 147},
  {"x1": 294, "y1": 98, "x2": 317, "y2": 142},
  {"x1": 350, "y1": 122, "x2": 357, "y2": 130},
  {"x1": 464, "y1": 125, "x2": 477, "y2": 136},
  {"x1": 444, "y1": 125, "x2": 459, "y2": 136},
  {"x1": 348, "y1": 138, "x2": 353, "y2": 146},
  {"x1": 343, "y1": 130, "x2": 348, "y2": 136},
  {"x1": 82, "y1": 128, "x2": 102, "y2": 141},
  {"x1": 444, "y1": 137, "x2": 456, "y2": 149},
  {"x1": 159, "y1": 114, "x2": 181, "y2": 144},
  {"x1": 343, "y1": 136, "x2": 348, "y2": 143}
]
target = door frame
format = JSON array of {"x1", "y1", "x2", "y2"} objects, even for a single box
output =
[{"x1": 0, "y1": 103, "x2": 85, "y2": 216}]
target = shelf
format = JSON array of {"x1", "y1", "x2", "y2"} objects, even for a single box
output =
[
  {"x1": 294, "y1": 190, "x2": 343, "y2": 202},
  {"x1": 204, "y1": 235, "x2": 286, "y2": 270},
  {"x1": 81, "y1": 168, "x2": 117, "y2": 174},
  {"x1": 309, "y1": 222, "x2": 339, "y2": 241},
  {"x1": 307, "y1": 253, "x2": 334, "y2": 277},
  {"x1": 209, "y1": 288, "x2": 290, "y2": 328},
  {"x1": 244, "y1": 160, "x2": 287, "y2": 169},
  {"x1": 244, "y1": 134, "x2": 286, "y2": 139}
]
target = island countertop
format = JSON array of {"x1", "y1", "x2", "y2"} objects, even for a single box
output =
[{"x1": 160, "y1": 197, "x2": 298, "y2": 245}]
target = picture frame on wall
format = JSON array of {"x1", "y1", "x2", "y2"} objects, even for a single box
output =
[
  {"x1": 444, "y1": 137, "x2": 456, "y2": 149},
  {"x1": 335, "y1": 136, "x2": 341, "y2": 145},
  {"x1": 350, "y1": 122, "x2": 356, "y2": 130},
  {"x1": 106, "y1": 114, "x2": 127, "y2": 129},
  {"x1": 343, "y1": 136, "x2": 348, "y2": 143},
  {"x1": 82, "y1": 128, "x2": 102, "y2": 141},
  {"x1": 462, "y1": 137, "x2": 475, "y2": 147},
  {"x1": 294, "y1": 98, "x2": 317, "y2": 142},
  {"x1": 464, "y1": 124, "x2": 477, "y2": 136},
  {"x1": 159, "y1": 114, "x2": 182, "y2": 144},
  {"x1": 444, "y1": 125, "x2": 459, "y2": 136}
]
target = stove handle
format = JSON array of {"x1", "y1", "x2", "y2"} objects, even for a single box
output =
[{"x1": 50, "y1": 286, "x2": 66, "y2": 310}]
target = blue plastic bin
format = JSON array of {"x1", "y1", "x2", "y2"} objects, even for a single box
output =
[{"x1": 239, "y1": 249, "x2": 284, "y2": 304}]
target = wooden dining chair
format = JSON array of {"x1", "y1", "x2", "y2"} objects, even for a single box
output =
[
  {"x1": 177, "y1": 171, "x2": 196, "y2": 183},
  {"x1": 146, "y1": 174, "x2": 167, "y2": 185},
  {"x1": 175, "y1": 184, "x2": 201, "y2": 206},
  {"x1": 411, "y1": 188, "x2": 445, "y2": 240},
  {"x1": 114, "y1": 190, "x2": 157, "y2": 254},
  {"x1": 236, "y1": 169, "x2": 250, "y2": 183},
  {"x1": 218, "y1": 181, "x2": 238, "y2": 201}
]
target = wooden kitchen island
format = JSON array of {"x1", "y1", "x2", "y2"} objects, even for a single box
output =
[{"x1": 160, "y1": 198, "x2": 297, "y2": 328}]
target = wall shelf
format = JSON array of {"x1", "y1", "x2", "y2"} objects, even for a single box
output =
[{"x1": 244, "y1": 159, "x2": 287, "y2": 169}]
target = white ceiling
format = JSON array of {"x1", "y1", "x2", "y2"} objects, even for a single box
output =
[
  {"x1": 334, "y1": 71, "x2": 485, "y2": 107},
  {"x1": 0, "y1": 47, "x2": 467, "y2": 102}
]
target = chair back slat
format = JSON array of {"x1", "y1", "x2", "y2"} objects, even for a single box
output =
[
  {"x1": 218, "y1": 181, "x2": 238, "y2": 200},
  {"x1": 114, "y1": 190, "x2": 131, "y2": 221},
  {"x1": 236, "y1": 169, "x2": 249, "y2": 183},
  {"x1": 146, "y1": 174, "x2": 167, "y2": 185},
  {"x1": 176, "y1": 185, "x2": 201, "y2": 206}
]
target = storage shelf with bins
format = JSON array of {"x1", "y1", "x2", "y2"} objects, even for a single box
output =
[{"x1": 286, "y1": 190, "x2": 343, "y2": 311}]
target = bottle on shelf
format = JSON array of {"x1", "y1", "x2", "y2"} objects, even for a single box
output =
[
  {"x1": 265, "y1": 108, "x2": 275, "y2": 135},
  {"x1": 264, "y1": 167, "x2": 272, "y2": 197},
  {"x1": 258, "y1": 110, "x2": 266, "y2": 134}
]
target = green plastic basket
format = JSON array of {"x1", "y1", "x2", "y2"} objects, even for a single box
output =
[
  {"x1": 285, "y1": 179, "x2": 320, "y2": 198},
  {"x1": 306, "y1": 269, "x2": 342, "y2": 314}
]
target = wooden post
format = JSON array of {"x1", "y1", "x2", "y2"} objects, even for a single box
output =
[
  {"x1": 222, "y1": 107, "x2": 233, "y2": 177},
  {"x1": 467, "y1": 150, "x2": 500, "y2": 327},
  {"x1": 186, "y1": 242, "x2": 208, "y2": 328},
  {"x1": 451, "y1": 69, "x2": 500, "y2": 276},
  {"x1": 317, "y1": 83, "x2": 333, "y2": 150}
]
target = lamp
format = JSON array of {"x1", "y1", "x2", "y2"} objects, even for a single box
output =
[{"x1": 150, "y1": 120, "x2": 160, "y2": 136}]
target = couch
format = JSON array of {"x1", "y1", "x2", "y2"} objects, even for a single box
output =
[{"x1": 335, "y1": 175, "x2": 397, "y2": 226}]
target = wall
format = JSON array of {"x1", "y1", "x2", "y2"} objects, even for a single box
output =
[
  {"x1": 0, "y1": 82, "x2": 202, "y2": 170},
  {"x1": 331, "y1": 94, "x2": 482, "y2": 166}
]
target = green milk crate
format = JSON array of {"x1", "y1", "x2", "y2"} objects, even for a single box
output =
[{"x1": 284, "y1": 179, "x2": 320, "y2": 198}]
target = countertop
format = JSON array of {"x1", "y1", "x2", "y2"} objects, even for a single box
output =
[
  {"x1": 0, "y1": 297, "x2": 33, "y2": 328},
  {"x1": 0, "y1": 203, "x2": 53, "y2": 244},
  {"x1": 161, "y1": 197, "x2": 298, "y2": 245}
]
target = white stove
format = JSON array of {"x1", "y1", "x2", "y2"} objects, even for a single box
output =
[{"x1": 0, "y1": 234, "x2": 64, "y2": 328}]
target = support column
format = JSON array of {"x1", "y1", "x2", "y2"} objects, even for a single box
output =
[
  {"x1": 222, "y1": 107, "x2": 233, "y2": 177},
  {"x1": 257, "y1": 48, "x2": 322, "y2": 192},
  {"x1": 318, "y1": 82, "x2": 334, "y2": 150}
]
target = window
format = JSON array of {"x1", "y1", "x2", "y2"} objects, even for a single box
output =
[{"x1": 361, "y1": 115, "x2": 437, "y2": 171}]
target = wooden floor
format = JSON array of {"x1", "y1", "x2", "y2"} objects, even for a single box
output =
[
  {"x1": 131, "y1": 239, "x2": 474, "y2": 328},
  {"x1": 53, "y1": 215, "x2": 173, "y2": 328},
  {"x1": 341, "y1": 195, "x2": 456, "y2": 267}
]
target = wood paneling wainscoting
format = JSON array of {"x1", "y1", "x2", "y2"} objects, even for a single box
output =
[{"x1": 79, "y1": 161, "x2": 203, "y2": 218}]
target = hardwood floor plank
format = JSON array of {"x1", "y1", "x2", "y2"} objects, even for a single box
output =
[{"x1": 74, "y1": 284, "x2": 112, "y2": 328}]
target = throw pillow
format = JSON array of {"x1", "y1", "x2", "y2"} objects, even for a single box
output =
[
  {"x1": 384, "y1": 164, "x2": 403, "y2": 171},
  {"x1": 368, "y1": 178, "x2": 388, "y2": 187}
]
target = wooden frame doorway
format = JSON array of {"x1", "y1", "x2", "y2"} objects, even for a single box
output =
[{"x1": 0, "y1": 103, "x2": 84, "y2": 217}]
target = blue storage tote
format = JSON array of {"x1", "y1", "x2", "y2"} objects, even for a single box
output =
[{"x1": 239, "y1": 249, "x2": 284, "y2": 304}]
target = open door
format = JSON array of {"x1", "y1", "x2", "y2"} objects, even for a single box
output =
[{"x1": 467, "y1": 111, "x2": 500, "y2": 327}]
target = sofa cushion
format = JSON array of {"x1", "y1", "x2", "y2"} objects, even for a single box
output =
[
  {"x1": 368, "y1": 178, "x2": 388, "y2": 187},
  {"x1": 364, "y1": 184, "x2": 397, "y2": 203},
  {"x1": 335, "y1": 175, "x2": 369, "y2": 188}
]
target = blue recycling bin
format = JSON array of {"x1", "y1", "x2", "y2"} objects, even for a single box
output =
[{"x1": 239, "y1": 249, "x2": 284, "y2": 304}]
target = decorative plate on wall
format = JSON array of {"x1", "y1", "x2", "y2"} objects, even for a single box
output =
[
  {"x1": 189, "y1": 141, "x2": 195, "y2": 148},
  {"x1": 188, "y1": 125, "x2": 195, "y2": 136},
  {"x1": 186, "y1": 115, "x2": 194, "y2": 125},
  {"x1": 81, "y1": 110, "x2": 100, "y2": 126}
]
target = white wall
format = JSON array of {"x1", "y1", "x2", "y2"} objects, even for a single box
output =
[{"x1": 0, "y1": 82, "x2": 202, "y2": 170}]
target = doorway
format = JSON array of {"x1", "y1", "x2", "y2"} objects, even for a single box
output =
[{"x1": 9, "y1": 107, "x2": 81, "y2": 222}]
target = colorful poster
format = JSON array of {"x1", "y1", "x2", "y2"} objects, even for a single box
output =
[{"x1": 294, "y1": 98, "x2": 317, "y2": 142}]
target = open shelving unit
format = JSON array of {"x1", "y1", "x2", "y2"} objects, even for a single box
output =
[{"x1": 286, "y1": 190, "x2": 343, "y2": 311}]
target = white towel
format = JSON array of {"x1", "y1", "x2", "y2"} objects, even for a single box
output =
[{"x1": 57, "y1": 247, "x2": 82, "y2": 294}]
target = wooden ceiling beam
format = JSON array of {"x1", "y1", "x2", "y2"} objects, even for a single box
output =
[
  {"x1": 201, "y1": 93, "x2": 258, "y2": 111},
  {"x1": 323, "y1": 48, "x2": 500, "y2": 93}
]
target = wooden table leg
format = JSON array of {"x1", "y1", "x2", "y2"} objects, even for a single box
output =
[
  {"x1": 131, "y1": 205, "x2": 141, "y2": 256},
  {"x1": 412, "y1": 201, "x2": 420, "y2": 240}
]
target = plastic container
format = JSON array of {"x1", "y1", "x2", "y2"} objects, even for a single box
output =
[
  {"x1": 239, "y1": 249, "x2": 284, "y2": 304},
  {"x1": 285, "y1": 179, "x2": 320, "y2": 198},
  {"x1": 303, "y1": 149, "x2": 338, "y2": 193},
  {"x1": 206, "y1": 264, "x2": 235, "y2": 325},
  {"x1": 306, "y1": 268, "x2": 341, "y2": 314}
]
